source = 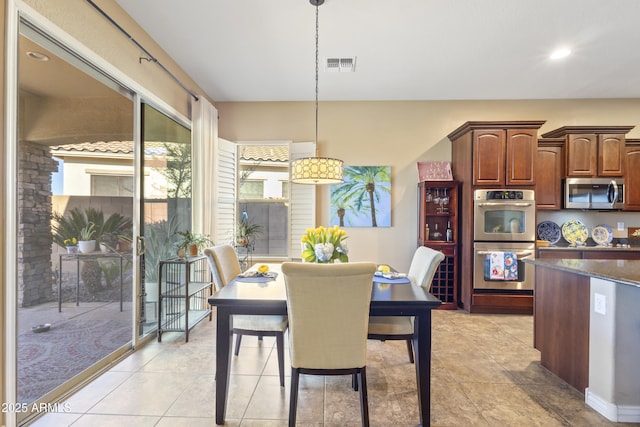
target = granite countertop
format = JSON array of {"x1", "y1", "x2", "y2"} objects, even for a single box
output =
[
  {"x1": 537, "y1": 245, "x2": 640, "y2": 251},
  {"x1": 524, "y1": 258, "x2": 640, "y2": 288}
]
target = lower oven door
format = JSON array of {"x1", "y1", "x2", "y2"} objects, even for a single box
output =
[{"x1": 473, "y1": 242, "x2": 535, "y2": 290}]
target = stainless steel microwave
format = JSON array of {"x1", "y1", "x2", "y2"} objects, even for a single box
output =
[{"x1": 564, "y1": 178, "x2": 624, "y2": 210}]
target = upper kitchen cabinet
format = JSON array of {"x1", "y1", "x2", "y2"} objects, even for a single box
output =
[
  {"x1": 625, "y1": 139, "x2": 640, "y2": 211},
  {"x1": 541, "y1": 126, "x2": 634, "y2": 178},
  {"x1": 449, "y1": 121, "x2": 545, "y2": 187},
  {"x1": 536, "y1": 138, "x2": 565, "y2": 210}
]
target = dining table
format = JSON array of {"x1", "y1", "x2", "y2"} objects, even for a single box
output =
[{"x1": 207, "y1": 263, "x2": 441, "y2": 425}]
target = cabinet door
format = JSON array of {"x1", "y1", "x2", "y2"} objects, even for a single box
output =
[
  {"x1": 598, "y1": 134, "x2": 624, "y2": 177},
  {"x1": 506, "y1": 129, "x2": 537, "y2": 186},
  {"x1": 473, "y1": 129, "x2": 505, "y2": 185},
  {"x1": 625, "y1": 144, "x2": 640, "y2": 210},
  {"x1": 566, "y1": 134, "x2": 596, "y2": 177},
  {"x1": 536, "y1": 142, "x2": 564, "y2": 210}
]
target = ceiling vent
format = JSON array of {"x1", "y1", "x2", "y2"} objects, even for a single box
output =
[{"x1": 325, "y1": 57, "x2": 356, "y2": 72}]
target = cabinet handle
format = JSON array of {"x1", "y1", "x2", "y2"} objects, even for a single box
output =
[
  {"x1": 477, "y1": 251, "x2": 533, "y2": 257},
  {"x1": 476, "y1": 202, "x2": 532, "y2": 207}
]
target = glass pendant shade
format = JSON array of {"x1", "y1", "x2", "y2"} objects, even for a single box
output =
[{"x1": 290, "y1": 157, "x2": 344, "y2": 184}]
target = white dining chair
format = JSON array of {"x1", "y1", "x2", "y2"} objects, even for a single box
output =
[
  {"x1": 204, "y1": 244, "x2": 288, "y2": 387},
  {"x1": 367, "y1": 246, "x2": 445, "y2": 363},
  {"x1": 281, "y1": 262, "x2": 377, "y2": 427}
]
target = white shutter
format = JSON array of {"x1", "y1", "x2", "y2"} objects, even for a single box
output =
[
  {"x1": 214, "y1": 138, "x2": 237, "y2": 244},
  {"x1": 289, "y1": 142, "x2": 316, "y2": 258}
]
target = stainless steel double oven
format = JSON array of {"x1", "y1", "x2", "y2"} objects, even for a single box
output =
[{"x1": 473, "y1": 189, "x2": 536, "y2": 290}]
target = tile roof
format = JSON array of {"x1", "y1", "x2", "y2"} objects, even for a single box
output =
[{"x1": 239, "y1": 145, "x2": 288, "y2": 162}]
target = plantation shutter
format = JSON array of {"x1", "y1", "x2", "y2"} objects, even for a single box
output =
[
  {"x1": 289, "y1": 142, "x2": 316, "y2": 259},
  {"x1": 214, "y1": 138, "x2": 237, "y2": 244}
]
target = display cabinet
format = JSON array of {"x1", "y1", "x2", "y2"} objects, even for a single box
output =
[
  {"x1": 157, "y1": 255, "x2": 213, "y2": 342},
  {"x1": 418, "y1": 180, "x2": 460, "y2": 309}
]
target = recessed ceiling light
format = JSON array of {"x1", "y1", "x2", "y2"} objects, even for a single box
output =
[
  {"x1": 550, "y1": 48, "x2": 571, "y2": 60},
  {"x1": 26, "y1": 51, "x2": 50, "y2": 61}
]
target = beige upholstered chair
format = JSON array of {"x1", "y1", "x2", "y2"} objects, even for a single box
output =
[
  {"x1": 367, "y1": 246, "x2": 445, "y2": 363},
  {"x1": 204, "y1": 244, "x2": 288, "y2": 387},
  {"x1": 281, "y1": 262, "x2": 377, "y2": 427}
]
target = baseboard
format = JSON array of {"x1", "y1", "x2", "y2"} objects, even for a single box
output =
[{"x1": 585, "y1": 388, "x2": 640, "y2": 422}]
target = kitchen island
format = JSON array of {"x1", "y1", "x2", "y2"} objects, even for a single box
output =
[{"x1": 526, "y1": 258, "x2": 640, "y2": 423}]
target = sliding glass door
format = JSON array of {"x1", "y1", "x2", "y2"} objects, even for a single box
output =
[
  {"x1": 139, "y1": 103, "x2": 192, "y2": 337},
  {"x1": 15, "y1": 21, "x2": 135, "y2": 423}
]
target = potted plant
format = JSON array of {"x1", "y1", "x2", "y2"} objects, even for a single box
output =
[
  {"x1": 64, "y1": 237, "x2": 78, "y2": 253},
  {"x1": 77, "y1": 222, "x2": 97, "y2": 253},
  {"x1": 236, "y1": 220, "x2": 263, "y2": 247},
  {"x1": 176, "y1": 230, "x2": 213, "y2": 257},
  {"x1": 99, "y1": 231, "x2": 119, "y2": 253}
]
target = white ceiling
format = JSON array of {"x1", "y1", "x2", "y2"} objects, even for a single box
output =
[{"x1": 117, "y1": 0, "x2": 640, "y2": 102}]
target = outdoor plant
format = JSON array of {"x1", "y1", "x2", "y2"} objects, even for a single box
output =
[
  {"x1": 144, "y1": 217, "x2": 180, "y2": 283},
  {"x1": 52, "y1": 208, "x2": 133, "y2": 249},
  {"x1": 78, "y1": 222, "x2": 96, "y2": 241},
  {"x1": 52, "y1": 208, "x2": 133, "y2": 292},
  {"x1": 236, "y1": 220, "x2": 263, "y2": 246}
]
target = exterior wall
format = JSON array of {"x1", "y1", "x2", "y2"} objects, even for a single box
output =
[{"x1": 216, "y1": 99, "x2": 640, "y2": 272}]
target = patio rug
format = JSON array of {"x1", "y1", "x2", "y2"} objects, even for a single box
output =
[{"x1": 18, "y1": 318, "x2": 130, "y2": 403}]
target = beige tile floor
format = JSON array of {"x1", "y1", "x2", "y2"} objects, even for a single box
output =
[{"x1": 29, "y1": 309, "x2": 636, "y2": 427}]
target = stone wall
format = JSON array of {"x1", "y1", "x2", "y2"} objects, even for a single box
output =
[{"x1": 18, "y1": 142, "x2": 58, "y2": 307}]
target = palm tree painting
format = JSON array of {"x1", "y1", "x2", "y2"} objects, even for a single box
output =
[{"x1": 330, "y1": 166, "x2": 391, "y2": 227}]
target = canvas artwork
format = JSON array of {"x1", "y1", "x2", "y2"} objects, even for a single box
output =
[{"x1": 330, "y1": 166, "x2": 391, "y2": 227}]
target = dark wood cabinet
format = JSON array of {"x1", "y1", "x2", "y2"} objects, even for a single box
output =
[
  {"x1": 536, "y1": 138, "x2": 564, "y2": 210},
  {"x1": 450, "y1": 121, "x2": 545, "y2": 314},
  {"x1": 541, "y1": 126, "x2": 633, "y2": 178},
  {"x1": 450, "y1": 121, "x2": 545, "y2": 188},
  {"x1": 598, "y1": 134, "x2": 626, "y2": 176},
  {"x1": 473, "y1": 129, "x2": 505, "y2": 185},
  {"x1": 506, "y1": 129, "x2": 538, "y2": 186},
  {"x1": 418, "y1": 181, "x2": 459, "y2": 309},
  {"x1": 625, "y1": 139, "x2": 640, "y2": 211},
  {"x1": 471, "y1": 128, "x2": 538, "y2": 186}
]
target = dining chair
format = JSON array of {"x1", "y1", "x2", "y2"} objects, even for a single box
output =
[
  {"x1": 367, "y1": 246, "x2": 445, "y2": 363},
  {"x1": 281, "y1": 262, "x2": 377, "y2": 427},
  {"x1": 203, "y1": 244, "x2": 288, "y2": 387}
]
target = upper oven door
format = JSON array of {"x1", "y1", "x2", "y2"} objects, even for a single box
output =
[{"x1": 474, "y1": 190, "x2": 536, "y2": 241}]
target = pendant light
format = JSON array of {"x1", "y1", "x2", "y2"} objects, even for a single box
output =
[{"x1": 290, "y1": 0, "x2": 344, "y2": 184}]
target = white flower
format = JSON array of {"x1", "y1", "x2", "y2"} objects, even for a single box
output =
[
  {"x1": 337, "y1": 242, "x2": 348, "y2": 255},
  {"x1": 314, "y1": 243, "x2": 334, "y2": 262}
]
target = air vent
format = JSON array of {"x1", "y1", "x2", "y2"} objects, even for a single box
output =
[{"x1": 325, "y1": 57, "x2": 356, "y2": 72}]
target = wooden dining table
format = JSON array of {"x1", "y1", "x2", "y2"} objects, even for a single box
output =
[{"x1": 207, "y1": 263, "x2": 441, "y2": 425}]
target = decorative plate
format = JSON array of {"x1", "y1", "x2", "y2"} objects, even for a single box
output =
[
  {"x1": 562, "y1": 220, "x2": 589, "y2": 246},
  {"x1": 591, "y1": 224, "x2": 613, "y2": 245},
  {"x1": 537, "y1": 221, "x2": 561, "y2": 245}
]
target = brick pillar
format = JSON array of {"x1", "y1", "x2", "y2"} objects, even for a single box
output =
[{"x1": 17, "y1": 142, "x2": 58, "y2": 307}]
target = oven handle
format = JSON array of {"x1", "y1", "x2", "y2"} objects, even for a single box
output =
[
  {"x1": 476, "y1": 202, "x2": 533, "y2": 207},
  {"x1": 476, "y1": 251, "x2": 533, "y2": 258}
]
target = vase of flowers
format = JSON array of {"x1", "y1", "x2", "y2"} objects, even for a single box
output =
[
  {"x1": 301, "y1": 225, "x2": 349, "y2": 263},
  {"x1": 64, "y1": 237, "x2": 78, "y2": 253}
]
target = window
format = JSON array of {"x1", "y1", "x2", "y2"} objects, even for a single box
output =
[
  {"x1": 91, "y1": 174, "x2": 134, "y2": 196},
  {"x1": 238, "y1": 144, "x2": 289, "y2": 257}
]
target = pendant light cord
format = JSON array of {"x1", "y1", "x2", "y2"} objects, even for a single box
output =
[{"x1": 314, "y1": 2, "x2": 320, "y2": 146}]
